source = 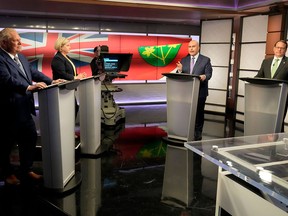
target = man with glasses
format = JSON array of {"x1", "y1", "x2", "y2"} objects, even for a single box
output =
[
  {"x1": 255, "y1": 39, "x2": 288, "y2": 132},
  {"x1": 255, "y1": 40, "x2": 288, "y2": 80}
]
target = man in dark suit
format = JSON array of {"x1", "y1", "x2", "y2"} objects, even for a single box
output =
[
  {"x1": 176, "y1": 40, "x2": 213, "y2": 140},
  {"x1": 0, "y1": 28, "x2": 63, "y2": 185},
  {"x1": 255, "y1": 40, "x2": 288, "y2": 80},
  {"x1": 255, "y1": 39, "x2": 288, "y2": 131}
]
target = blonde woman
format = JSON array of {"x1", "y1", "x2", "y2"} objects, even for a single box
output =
[
  {"x1": 51, "y1": 37, "x2": 86, "y2": 80},
  {"x1": 51, "y1": 37, "x2": 86, "y2": 138}
]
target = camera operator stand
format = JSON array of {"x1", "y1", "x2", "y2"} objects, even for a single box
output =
[
  {"x1": 93, "y1": 52, "x2": 132, "y2": 127},
  {"x1": 101, "y1": 73, "x2": 126, "y2": 126}
]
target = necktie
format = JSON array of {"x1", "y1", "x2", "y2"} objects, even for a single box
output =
[
  {"x1": 271, "y1": 58, "x2": 280, "y2": 77},
  {"x1": 14, "y1": 56, "x2": 27, "y2": 78},
  {"x1": 190, "y1": 57, "x2": 195, "y2": 74}
]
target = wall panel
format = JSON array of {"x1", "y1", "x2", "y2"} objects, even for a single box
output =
[
  {"x1": 209, "y1": 67, "x2": 229, "y2": 90},
  {"x1": 201, "y1": 19, "x2": 233, "y2": 116},
  {"x1": 236, "y1": 15, "x2": 268, "y2": 123},
  {"x1": 239, "y1": 43, "x2": 266, "y2": 70},
  {"x1": 241, "y1": 15, "x2": 268, "y2": 42},
  {"x1": 201, "y1": 19, "x2": 233, "y2": 43}
]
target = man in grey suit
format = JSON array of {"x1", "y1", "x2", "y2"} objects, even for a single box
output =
[
  {"x1": 255, "y1": 40, "x2": 288, "y2": 132},
  {"x1": 176, "y1": 40, "x2": 213, "y2": 140}
]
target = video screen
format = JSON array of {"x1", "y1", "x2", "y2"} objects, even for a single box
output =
[
  {"x1": 102, "y1": 53, "x2": 133, "y2": 73},
  {"x1": 103, "y1": 57, "x2": 119, "y2": 72}
]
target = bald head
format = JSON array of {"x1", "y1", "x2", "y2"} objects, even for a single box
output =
[{"x1": 188, "y1": 40, "x2": 200, "y2": 57}]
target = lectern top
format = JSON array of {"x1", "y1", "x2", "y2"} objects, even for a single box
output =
[
  {"x1": 162, "y1": 73, "x2": 200, "y2": 81},
  {"x1": 40, "y1": 79, "x2": 80, "y2": 91},
  {"x1": 240, "y1": 77, "x2": 288, "y2": 85}
]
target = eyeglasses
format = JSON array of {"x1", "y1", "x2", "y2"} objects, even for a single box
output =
[{"x1": 275, "y1": 46, "x2": 286, "y2": 50}]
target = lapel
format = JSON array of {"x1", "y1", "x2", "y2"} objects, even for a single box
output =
[
  {"x1": 1, "y1": 51, "x2": 31, "y2": 82},
  {"x1": 18, "y1": 54, "x2": 32, "y2": 82},
  {"x1": 58, "y1": 52, "x2": 75, "y2": 75},
  {"x1": 273, "y1": 57, "x2": 287, "y2": 78},
  {"x1": 192, "y1": 54, "x2": 202, "y2": 74},
  {"x1": 11, "y1": 55, "x2": 31, "y2": 82}
]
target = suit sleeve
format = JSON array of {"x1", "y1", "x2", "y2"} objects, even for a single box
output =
[
  {"x1": 255, "y1": 60, "x2": 265, "y2": 78},
  {"x1": 180, "y1": 57, "x2": 189, "y2": 74},
  {"x1": 204, "y1": 58, "x2": 212, "y2": 80},
  {"x1": 0, "y1": 55, "x2": 29, "y2": 94},
  {"x1": 29, "y1": 64, "x2": 53, "y2": 85},
  {"x1": 18, "y1": 54, "x2": 52, "y2": 85}
]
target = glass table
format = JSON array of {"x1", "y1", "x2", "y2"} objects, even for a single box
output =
[{"x1": 185, "y1": 133, "x2": 288, "y2": 216}]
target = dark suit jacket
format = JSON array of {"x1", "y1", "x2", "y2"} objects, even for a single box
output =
[
  {"x1": 179, "y1": 54, "x2": 213, "y2": 98},
  {"x1": 51, "y1": 51, "x2": 76, "y2": 80},
  {"x1": 0, "y1": 49, "x2": 52, "y2": 123},
  {"x1": 90, "y1": 57, "x2": 103, "y2": 76},
  {"x1": 255, "y1": 56, "x2": 288, "y2": 80}
]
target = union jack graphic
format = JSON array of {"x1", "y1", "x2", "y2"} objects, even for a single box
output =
[
  {"x1": 20, "y1": 32, "x2": 108, "y2": 78},
  {"x1": 19, "y1": 32, "x2": 190, "y2": 80}
]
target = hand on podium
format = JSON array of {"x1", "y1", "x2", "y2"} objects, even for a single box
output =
[
  {"x1": 75, "y1": 72, "x2": 87, "y2": 79},
  {"x1": 52, "y1": 79, "x2": 66, "y2": 84},
  {"x1": 27, "y1": 82, "x2": 48, "y2": 92}
]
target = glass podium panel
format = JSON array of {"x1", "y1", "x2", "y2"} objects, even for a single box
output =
[{"x1": 185, "y1": 133, "x2": 288, "y2": 208}]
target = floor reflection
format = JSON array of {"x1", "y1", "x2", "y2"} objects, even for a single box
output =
[{"x1": 0, "y1": 104, "x2": 232, "y2": 216}]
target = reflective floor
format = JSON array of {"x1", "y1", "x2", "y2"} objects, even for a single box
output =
[{"x1": 0, "y1": 104, "x2": 243, "y2": 216}]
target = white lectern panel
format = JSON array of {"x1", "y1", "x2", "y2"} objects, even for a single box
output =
[
  {"x1": 38, "y1": 81, "x2": 79, "y2": 189},
  {"x1": 164, "y1": 73, "x2": 199, "y2": 141},
  {"x1": 242, "y1": 78, "x2": 288, "y2": 136},
  {"x1": 78, "y1": 76, "x2": 102, "y2": 154}
]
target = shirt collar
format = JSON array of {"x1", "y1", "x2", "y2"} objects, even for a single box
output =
[
  {"x1": 274, "y1": 56, "x2": 283, "y2": 61},
  {"x1": 191, "y1": 53, "x2": 199, "y2": 61}
]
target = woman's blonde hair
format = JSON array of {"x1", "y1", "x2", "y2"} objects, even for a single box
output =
[{"x1": 54, "y1": 37, "x2": 69, "y2": 51}]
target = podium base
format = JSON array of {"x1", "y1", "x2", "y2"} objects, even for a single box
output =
[
  {"x1": 161, "y1": 136, "x2": 193, "y2": 207},
  {"x1": 80, "y1": 141, "x2": 112, "y2": 159},
  {"x1": 41, "y1": 171, "x2": 82, "y2": 196}
]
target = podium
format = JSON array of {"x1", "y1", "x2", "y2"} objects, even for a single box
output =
[
  {"x1": 240, "y1": 77, "x2": 288, "y2": 136},
  {"x1": 161, "y1": 73, "x2": 200, "y2": 207},
  {"x1": 78, "y1": 75, "x2": 104, "y2": 155},
  {"x1": 38, "y1": 80, "x2": 81, "y2": 192},
  {"x1": 164, "y1": 73, "x2": 200, "y2": 141}
]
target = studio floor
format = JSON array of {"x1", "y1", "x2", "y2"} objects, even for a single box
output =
[{"x1": 0, "y1": 104, "x2": 243, "y2": 216}]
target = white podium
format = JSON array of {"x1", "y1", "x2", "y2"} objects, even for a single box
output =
[
  {"x1": 164, "y1": 73, "x2": 200, "y2": 141},
  {"x1": 161, "y1": 73, "x2": 200, "y2": 207},
  {"x1": 78, "y1": 75, "x2": 104, "y2": 155},
  {"x1": 38, "y1": 80, "x2": 80, "y2": 191},
  {"x1": 240, "y1": 77, "x2": 288, "y2": 136}
]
